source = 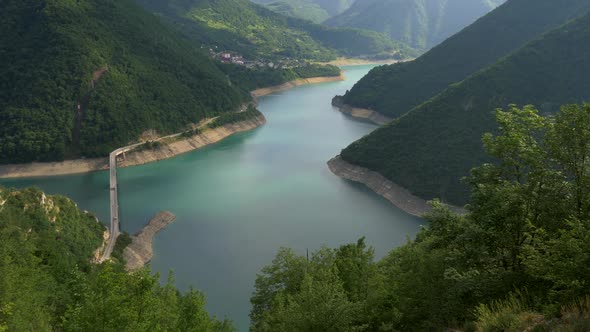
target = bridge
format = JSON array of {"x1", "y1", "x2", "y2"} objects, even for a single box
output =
[
  {"x1": 97, "y1": 117, "x2": 221, "y2": 262},
  {"x1": 99, "y1": 144, "x2": 141, "y2": 262}
]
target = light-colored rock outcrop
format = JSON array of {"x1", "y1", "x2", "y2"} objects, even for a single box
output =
[
  {"x1": 331, "y1": 96, "x2": 392, "y2": 126},
  {"x1": 119, "y1": 116, "x2": 265, "y2": 167},
  {"x1": 328, "y1": 156, "x2": 465, "y2": 217},
  {"x1": 0, "y1": 116, "x2": 265, "y2": 179},
  {"x1": 251, "y1": 74, "x2": 345, "y2": 98},
  {"x1": 123, "y1": 211, "x2": 176, "y2": 271}
]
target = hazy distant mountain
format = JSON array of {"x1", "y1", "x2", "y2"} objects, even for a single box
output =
[
  {"x1": 341, "y1": 0, "x2": 590, "y2": 119},
  {"x1": 339, "y1": 3, "x2": 590, "y2": 204},
  {"x1": 136, "y1": 0, "x2": 410, "y2": 60},
  {"x1": 326, "y1": 0, "x2": 505, "y2": 49},
  {"x1": 251, "y1": 0, "x2": 355, "y2": 23}
]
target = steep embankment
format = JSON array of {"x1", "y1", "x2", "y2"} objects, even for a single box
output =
[
  {"x1": 0, "y1": 67, "x2": 346, "y2": 179},
  {"x1": 328, "y1": 156, "x2": 432, "y2": 216},
  {"x1": 338, "y1": 0, "x2": 590, "y2": 118},
  {"x1": 120, "y1": 115, "x2": 266, "y2": 167},
  {"x1": 338, "y1": 11, "x2": 590, "y2": 205},
  {"x1": 0, "y1": 115, "x2": 265, "y2": 178},
  {"x1": 251, "y1": 74, "x2": 345, "y2": 98},
  {"x1": 331, "y1": 96, "x2": 392, "y2": 125},
  {"x1": 124, "y1": 211, "x2": 176, "y2": 271}
]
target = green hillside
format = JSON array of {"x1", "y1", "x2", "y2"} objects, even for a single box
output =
[
  {"x1": 252, "y1": 103, "x2": 590, "y2": 330},
  {"x1": 339, "y1": 0, "x2": 590, "y2": 118},
  {"x1": 341, "y1": 12, "x2": 590, "y2": 204},
  {"x1": 326, "y1": 0, "x2": 504, "y2": 50},
  {"x1": 251, "y1": 0, "x2": 355, "y2": 23},
  {"x1": 219, "y1": 63, "x2": 341, "y2": 92},
  {"x1": 0, "y1": 0, "x2": 246, "y2": 163},
  {"x1": 135, "y1": 0, "x2": 410, "y2": 61},
  {"x1": 262, "y1": 1, "x2": 330, "y2": 23},
  {"x1": 0, "y1": 186, "x2": 232, "y2": 331}
]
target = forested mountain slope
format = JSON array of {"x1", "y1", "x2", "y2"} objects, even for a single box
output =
[
  {"x1": 254, "y1": 103, "x2": 590, "y2": 330},
  {"x1": 0, "y1": 0, "x2": 245, "y2": 163},
  {"x1": 339, "y1": 0, "x2": 590, "y2": 118},
  {"x1": 251, "y1": 0, "x2": 355, "y2": 23},
  {"x1": 0, "y1": 186, "x2": 231, "y2": 331},
  {"x1": 326, "y1": 0, "x2": 504, "y2": 49},
  {"x1": 136, "y1": 0, "x2": 410, "y2": 60},
  {"x1": 341, "y1": 11, "x2": 590, "y2": 204}
]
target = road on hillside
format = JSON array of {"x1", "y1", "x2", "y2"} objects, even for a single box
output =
[{"x1": 98, "y1": 116, "x2": 221, "y2": 262}]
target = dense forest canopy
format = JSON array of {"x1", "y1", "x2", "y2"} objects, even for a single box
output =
[
  {"x1": 250, "y1": 104, "x2": 590, "y2": 331},
  {"x1": 0, "y1": 0, "x2": 349, "y2": 165},
  {"x1": 0, "y1": 187, "x2": 232, "y2": 331},
  {"x1": 326, "y1": 0, "x2": 505, "y2": 50},
  {"x1": 3, "y1": 106, "x2": 590, "y2": 331},
  {"x1": 340, "y1": 0, "x2": 590, "y2": 118},
  {"x1": 0, "y1": 0, "x2": 247, "y2": 163},
  {"x1": 341, "y1": 10, "x2": 590, "y2": 204}
]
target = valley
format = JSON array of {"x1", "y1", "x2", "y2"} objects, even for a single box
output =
[
  {"x1": 2, "y1": 0, "x2": 590, "y2": 331},
  {"x1": 0, "y1": 65, "x2": 423, "y2": 330}
]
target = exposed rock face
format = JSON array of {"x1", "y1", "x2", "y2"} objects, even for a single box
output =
[
  {"x1": 119, "y1": 116, "x2": 265, "y2": 168},
  {"x1": 0, "y1": 116, "x2": 265, "y2": 179},
  {"x1": 331, "y1": 96, "x2": 392, "y2": 125},
  {"x1": 328, "y1": 156, "x2": 465, "y2": 216},
  {"x1": 250, "y1": 74, "x2": 345, "y2": 98},
  {"x1": 124, "y1": 211, "x2": 176, "y2": 271},
  {"x1": 328, "y1": 156, "x2": 432, "y2": 217},
  {"x1": 93, "y1": 229, "x2": 111, "y2": 263}
]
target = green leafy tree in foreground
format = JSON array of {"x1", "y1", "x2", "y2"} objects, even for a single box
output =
[
  {"x1": 251, "y1": 104, "x2": 590, "y2": 331},
  {"x1": 0, "y1": 187, "x2": 234, "y2": 331}
]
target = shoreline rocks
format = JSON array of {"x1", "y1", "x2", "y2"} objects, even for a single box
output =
[
  {"x1": 328, "y1": 155, "x2": 465, "y2": 217},
  {"x1": 0, "y1": 72, "x2": 341, "y2": 179},
  {"x1": 118, "y1": 115, "x2": 266, "y2": 169},
  {"x1": 0, "y1": 116, "x2": 266, "y2": 179},
  {"x1": 331, "y1": 96, "x2": 393, "y2": 126},
  {"x1": 123, "y1": 211, "x2": 176, "y2": 271},
  {"x1": 251, "y1": 74, "x2": 345, "y2": 98}
]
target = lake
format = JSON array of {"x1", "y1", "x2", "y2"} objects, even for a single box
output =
[{"x1": 0, "y1": 65, "x2": 423, "y2": 331}]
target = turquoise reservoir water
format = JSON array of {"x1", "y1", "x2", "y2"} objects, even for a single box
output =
[{"x1": 0, "y1": 65, "x2": 422, "y2": 330}]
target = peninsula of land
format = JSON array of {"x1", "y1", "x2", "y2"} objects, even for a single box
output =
[
  {"x1": 0, "y1": 74, "x2": 343, "y2": 179},
  {"x1": 251, "y1": 74, "x2": 345, "y2": 98},
  {"x1": 0, "y1": 115, "x2": 265, "y2": 179},
  {"x1": 123, "y1": 211, "x2": 177, "y2": 271}
]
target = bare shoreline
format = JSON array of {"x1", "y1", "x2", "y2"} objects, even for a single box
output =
[
  {"x1": 317, "y1": 57, "x2": 402, "y2": 67},
  {"x1": 123, "y1": 211, "x2": 176, "y2": 271},
  {"x1": 0, "y1": 74, "x2": 344, "y2": 179},
  {"x1": 331, "y1": 96, "x2": 393, "y2": 126},
  {"x1": 250, "y1": 74, "x2": 345, "y2": 98},
  {"x1": 0, "y1": 116, "x2": 266, "y2": 179},
  {"x1": 327, "y1": 155, "x2": 465, "y2": 217}
]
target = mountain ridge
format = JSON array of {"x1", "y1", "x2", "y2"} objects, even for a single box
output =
[
  {"x1": 338, "y1": 0, "x2": 590, "y2": 119},
  {"x1": 0, "y1": 0, "x2": 246, "y2": 163},
  {"x1": 135, "y1": 0, "x2": 411, "y2": 61},
  {"x1": 340, "y1": 10, "x2": 590, "y2": 204},
  {"x1": 325, "y1": 0, "x2": 504, "y2": 49}
]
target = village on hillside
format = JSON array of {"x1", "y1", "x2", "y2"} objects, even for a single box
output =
[{"x1": 208, "y1": 48, "x2": 307, "y2": 69}]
